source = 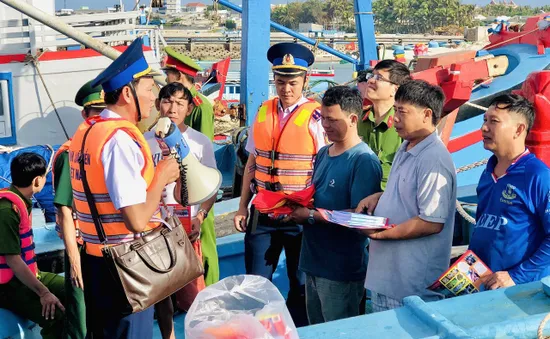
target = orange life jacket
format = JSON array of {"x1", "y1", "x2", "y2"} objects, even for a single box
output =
[
  {"x1": 253, "y1": 97, "x2": 320, "y2": 194},
  {"x1": 52, "y1": 140, "x2": 83, "y2": 245},
  {"x1": 69, "y1": 116, "x2": 161, "y2": 257},
  {"x1": 0, "y1": 189, "x2": 38, "y2": 284}
]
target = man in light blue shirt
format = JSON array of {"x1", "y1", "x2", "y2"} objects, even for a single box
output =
[
  {"x1": 357, "y1": 80, "x2": 457, "y2": 312},
  {"x1": 287, "y1": 86, "x2": 382, "y2": 324}
]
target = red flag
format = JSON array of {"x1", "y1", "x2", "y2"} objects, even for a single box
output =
[{"x1": 211, "y1": 57, "x2": 231, "y2": 101}]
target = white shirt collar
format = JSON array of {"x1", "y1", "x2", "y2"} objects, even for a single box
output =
[
  {"x1": 100, "y1": 109, "x2": 123, "y2": 119},
  {"x1": 278, "y1": 96, "x2": 309, "y2": 115}
]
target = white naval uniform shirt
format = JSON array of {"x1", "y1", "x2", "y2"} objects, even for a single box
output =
[
  {"x1": 144, "y1": 126, "x2": 217, "y2": 218},
  {"x1": 100, "y1": 109, "x2": 147, "y2": 210}
]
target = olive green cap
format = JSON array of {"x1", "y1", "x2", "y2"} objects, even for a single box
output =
[{"x1": 75, "y1": 80, "x2": 105, "y2": 108}]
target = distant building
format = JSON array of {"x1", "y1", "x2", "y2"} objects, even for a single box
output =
[
  {"x1": 489, "y1": 0, "x2": 518, "y2": 8},
  {"x1": 186, "y1": 2, "x2": 207, "y2": 13},
  {"x1": 164, "y1": 0, "x2": 181, "y2": 14},
  {"x1": 299, "y1": 23, "x2": 324, "y2": 33},
  {"x1": 56, "y1": 8, "x2": 74, "y2": 16}
]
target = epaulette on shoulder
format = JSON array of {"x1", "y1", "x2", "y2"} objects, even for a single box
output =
[{"x1": 312, "y1": 109, "x2": 321, "y2": 121}]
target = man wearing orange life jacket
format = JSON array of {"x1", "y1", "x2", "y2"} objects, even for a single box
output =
[
  {"x1": 68, "y1": 38, "x2": 179, "y2": 338},
  {"x1": 52, "y1": 80, "x2": 105, "y2": 339},
  {"x1": 233, "y1": 42, "x2": 327, "y2": 327},
  {"x1": 0, "y1": 153, "x2": 66, "y2": 339}
]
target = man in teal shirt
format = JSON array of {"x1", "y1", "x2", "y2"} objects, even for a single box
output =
[
  {"x1": 357, "y1": 60, "x2": 411, "y2": 189},
  {"x1": 287, "y1": 86, "x2": 382, "y2": 324}
]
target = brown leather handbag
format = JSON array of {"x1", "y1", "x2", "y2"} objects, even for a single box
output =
[{"x1": 78, "y1": 124, "x2": 204, "y2": 314}]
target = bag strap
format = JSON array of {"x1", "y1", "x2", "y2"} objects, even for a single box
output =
[{"x1": 78, "y1": 123, "x2": 109, "y2": 244}]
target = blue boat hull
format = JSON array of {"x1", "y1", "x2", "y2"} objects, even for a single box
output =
[{"x1": 452, "y1": 44, "x2": 550, "y2": 200}]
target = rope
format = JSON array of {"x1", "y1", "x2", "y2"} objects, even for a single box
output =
[
  {"x1": 463, "y1": 101, "x2": 489, "y2": 112},
  {"x1": 486, "y1": 27, "x2": 539, "y2": 50},
  {"x1": 454, "y1": 158, "x2": 489, "y2": 224},
  {"x1": 26, "y1": 52, "x2": 70, "y2": 140},
  {"x1": 539, "y1": 313, "x2": 550, "y2": 339},
  {"x1": 311, "y1": 38, "x2": 321, "y2": 55},
  {"x1": 456, "y1": 159, "x2": 488, "y2": 174},
  {"x1": 456, "y1": 200, "x2": 476, "y2": 224}
]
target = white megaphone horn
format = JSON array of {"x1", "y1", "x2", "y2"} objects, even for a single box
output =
[{"x1": 155, "y1": 117, "x2": 222, "y2": 206}]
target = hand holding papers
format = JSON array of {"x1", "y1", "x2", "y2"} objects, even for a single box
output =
[{"x1": 317, "y1": 208, "x2": 391, "y2": 230}]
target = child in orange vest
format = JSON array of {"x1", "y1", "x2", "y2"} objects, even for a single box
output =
[{"x1": 0, "y1": 153, "x2": 65, "y2": 339}]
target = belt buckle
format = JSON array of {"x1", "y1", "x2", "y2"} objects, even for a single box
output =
[{"x1": 265, "y1": 182, "x2": 283, "y2": 192}]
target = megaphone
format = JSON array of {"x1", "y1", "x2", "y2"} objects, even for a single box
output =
[{"x1": 155, "y1": 117, "x2": 222, "y2": 206}]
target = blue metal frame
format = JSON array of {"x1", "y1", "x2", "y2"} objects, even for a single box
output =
[
  {"x1": 354, "y1": 0, "x2": 377, "y2": 70},
  {"x1": 240, "y1": 0, "x2": 271, "y2": 124},
  {"x1": 0, "y1": 72, "x2": 17, "y2": 145}
]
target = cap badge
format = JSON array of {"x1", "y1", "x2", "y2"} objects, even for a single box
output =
[{"x1": 282, "y1": 54, "x2": 295, "y2": 66}]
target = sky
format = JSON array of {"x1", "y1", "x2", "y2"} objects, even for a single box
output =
[{"x1": 55, "y1": 0, "x2": 548, "y2": 10}]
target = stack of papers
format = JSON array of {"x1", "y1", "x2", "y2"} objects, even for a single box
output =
[{"x1": 317, "y1": 208, "x2": 391, "y2": 230}]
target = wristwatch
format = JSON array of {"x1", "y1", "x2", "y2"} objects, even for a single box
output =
[
  {"x1": 307, "y1": 209, "x2": 315, "y2": 225},
  {"x1": 198, "y1": 208, "x2": 209, "y2": 219}
]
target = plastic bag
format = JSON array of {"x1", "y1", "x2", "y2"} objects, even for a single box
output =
[{"x1": 185, "y1": 275, "x2": 299, "y2": 339}]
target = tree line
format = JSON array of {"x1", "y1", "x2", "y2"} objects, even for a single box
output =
[
  {"x1": 264, "y1": 0, "x2": 550, "y2": 35},
  {"x1": 271, "y1": 0, "x2": 356, "y2": 32}
]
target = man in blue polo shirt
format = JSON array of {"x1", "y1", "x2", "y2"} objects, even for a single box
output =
[{"x1": 469, "y1": 94, "x2": 550, "y2": 289}]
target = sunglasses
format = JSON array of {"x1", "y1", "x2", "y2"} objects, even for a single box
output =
[{"x1": 357, "y1": 72, "x2": 397, "y2": 85}]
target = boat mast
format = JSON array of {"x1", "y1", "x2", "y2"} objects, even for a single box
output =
[
  {"x1": 354, "y1": 0, "x2": 377, "y2": 70},
  {"x1": 0, "y1": 0, "x2": 166, "y2": 86}
]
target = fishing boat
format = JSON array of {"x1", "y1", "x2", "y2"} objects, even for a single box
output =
[
  {"x1": 3, "y1": 0, "x2": 550, "y2": 337},
  {"x1": 309, "y1": 66, "x2": 335, "y2": 77}
]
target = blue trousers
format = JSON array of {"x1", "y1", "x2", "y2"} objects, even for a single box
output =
[
  {"x1": 245, "y1": 212, "x2": 308, "y2": 327},
  {"x1": 83, "y1": 253, "x2": 154, "y2": 339}
]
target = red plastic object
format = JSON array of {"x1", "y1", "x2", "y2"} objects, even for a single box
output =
[
  {"x1": 252, "y1": 185, "x2": 315, "y2": 216},
  {"x1": 486, "y1": 14, "x2": 550, "y2": 52},
  {"x1": 513, "y1": 70, "x2": 550, "y2": 167}
]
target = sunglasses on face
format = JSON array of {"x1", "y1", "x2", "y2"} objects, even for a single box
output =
[{"x1": 357, "y1": 72, "x2": 396, "y2": 85}]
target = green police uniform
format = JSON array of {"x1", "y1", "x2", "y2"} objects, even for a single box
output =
[
  {"x1": 357, "y1": 107, "x2": 403, "y2": 190},
  {"x1": 163, "y1": 47, "x2": 215, "y2": 140},
  {"x1": 0, "y1": 186, "x2": 66, "y2": 339},
  {"x1": 53, "y1": 80, "x2": 105, "y2": 339}
]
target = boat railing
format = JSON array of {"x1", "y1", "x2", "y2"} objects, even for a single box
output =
[
  {"x1": 136, "y1": 24, "x2": 166, "y2": 59},
  {"x1": 0, "y1": 18, "x2": 32, "y2": 54},
  {"x1": 0, "y1": 11, "x2": 143, "y2": 55},
  {"x1": 33, "y1": 11, "x2": 139, "y2": 51}
]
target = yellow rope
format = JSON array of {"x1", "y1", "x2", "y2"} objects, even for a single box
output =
[{"x1": 538, "y1": 312, "x2": 550, "y2": 339}]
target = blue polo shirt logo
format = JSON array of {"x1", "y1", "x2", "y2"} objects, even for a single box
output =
[
  {"x1": 476, "y1": 213, "x2": 508, "y2": 231},
  {"x1": 500, "y1": 183, "x2": 517, "y2": 205}
]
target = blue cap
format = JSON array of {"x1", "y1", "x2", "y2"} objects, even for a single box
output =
[
  {"x1": 91, "y1": 37, "x2": 159, "y2": 92},
  {"x1": 267, "y1": 42, "x2": 314, "y2": 76}
]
